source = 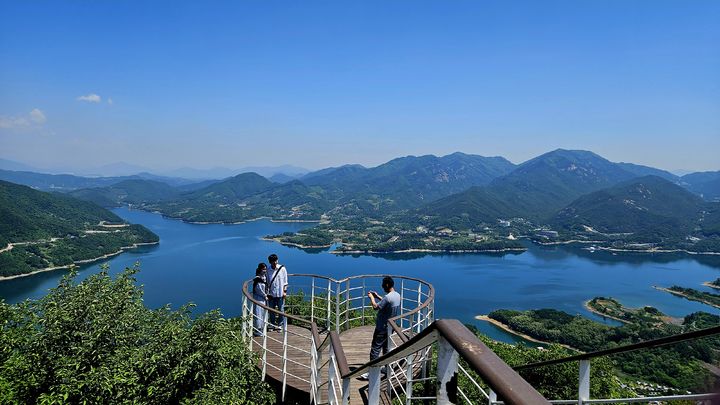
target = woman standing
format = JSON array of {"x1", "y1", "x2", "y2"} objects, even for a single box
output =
[{"x1": 252, "y1": 263, "x2": 268, "y2": 337}]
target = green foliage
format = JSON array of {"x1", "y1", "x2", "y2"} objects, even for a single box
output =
[
  {"x1": 69, "y1": 179, "x2": 181, "y2": 207},
  {"x1": 0, "y1": 265, "x2": 274, "y2": 404},
  {"x1": 0, "y1": 180, "x2": 122, "y2": 246},
  {"x1": 666, "y1": 286, "x2": 720, "y2": 308},
  {"x1": 0, "y1": 181, "x2": 159, "y2": 277},
  {"x1": 487, "y1": 308, "x2": 720, "y2": 391}
]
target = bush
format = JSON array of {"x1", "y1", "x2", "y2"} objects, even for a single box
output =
[{"x1": 0, "y1": 264, "x2": 274, "y2": 404}]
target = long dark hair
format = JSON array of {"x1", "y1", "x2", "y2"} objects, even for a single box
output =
[{"x1": 256, "y1": 262, "x2": 267, "y2": 277}]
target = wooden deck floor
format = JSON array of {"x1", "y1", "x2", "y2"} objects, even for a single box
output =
[{"x1": 251, "y1": 324, "x2": 405, "y2": 404}]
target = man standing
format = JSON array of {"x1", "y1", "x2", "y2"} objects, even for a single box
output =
[
  {"x1": 266, "y1": 253, "x2": 288, "y2": 331},
  {"x1": 367, "y1": 276, "x2": 401, "y2": 361}
]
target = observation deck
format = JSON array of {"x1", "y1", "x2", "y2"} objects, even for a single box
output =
[{"x1": 241, "y1": 274, "x2": 720, "y2": 405}]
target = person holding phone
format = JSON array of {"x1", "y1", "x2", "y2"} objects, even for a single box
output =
[{"x1": 367, "y1": 276, "x2": 401, "y2": 361}]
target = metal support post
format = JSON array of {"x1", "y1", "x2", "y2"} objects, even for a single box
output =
[
  {"x1": 368, "y1": 366, "x2": 382, "y2": 405},
  {"x1": 405, "y1": 354, "x2": 414, "y2": 405},
  {"x1": 327, "y1": 279, "x2": 332, "y2": 330},
  {"x1": 341, "y1": 377, "x2": 350, "y2": 405},
  {"x1": 262, "y1": 308, "x2": 269, "y2": 380},
  {"x1": 345, "y1": 279, "x2": 350, "y2": 329},
  {"x1": 437, "y1": 335, "x2": 459, "y2": 404},
  {"x1": 282, "y1": 322, "x2": 288, "y2": 402},
  {"x1": 335, "y1": 282, "x2": 341, "y2": 333},
  {"x1": 579, "y1": 359, "x2": 590, "y2": 405},
  {"x1": 311, "y1": 277, "x2": 315, "y2": 323},
  {"x1": 488, "y1": 389, "x2": 497, "y2": 405}
]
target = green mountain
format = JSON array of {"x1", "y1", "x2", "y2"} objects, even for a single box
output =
[
  {"x1": 184, "y1": 172, "x2": 274, "y2": 200},
  {"x1": 304, "y1": 153, "x2": 516, "y2": 210},
  {"x1": 615, "y1": 162, "x2": 678, "y2": 182},
  {"x1": 145, "y1": 172, "x2": 284, "y2": 223},
  {"x1": 0, "y1": 169, "x2": 130, "y2": 192},
  {"x1": 69, "y1": 179, "x2": 182, "y2": 207},
  {"x1": 682, "y1": 171, "x2": 720, "y2": 201},
  {"x1": 419, "y1": 149, "x2": 637, "y2": 226},
  {"x1": 0, "y1": 180, "x2": 158, "y2": 276},
  {"x1": 551, "y1": 175, "x2": 706, "y2": 239},
  {"x1": 0, "y1": 169, "x2": 198, "y2": 192}
]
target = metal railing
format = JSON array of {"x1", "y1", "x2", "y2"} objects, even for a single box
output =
[
  {"x1": 242, "y1": 274, "x2": 718, "y2": 404},
  {"x1": 241, "y1": 273, "x2": 435, "y2": 404},
  {"x1": 505, "y1": 325, "x2": 720, "y2": 405}
]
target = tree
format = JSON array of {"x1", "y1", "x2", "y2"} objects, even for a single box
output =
[{"x1": 0, "y1": 264, "x2": 274, "y2": 404}]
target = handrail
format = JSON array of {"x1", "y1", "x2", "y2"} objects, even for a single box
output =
[
  {"x1": 328, "y1": 331, "x2": 351, "y2": 376},
  {"x1": 344, "y1": 319, "x2": 550, "y2": 405},
  {"x1": 242, "y1": 273, "x2": 434, "y2": 345},
  {"x1": 242, "y1": 279, "x2": 317, "y2": 330},
  {"x1": 515, "y1": 324, "x2": 720, "y2": 370}
]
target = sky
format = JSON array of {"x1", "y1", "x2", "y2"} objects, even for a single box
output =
[{"x1": 1, "y1": 1, "x2": 719, "y2": 173}]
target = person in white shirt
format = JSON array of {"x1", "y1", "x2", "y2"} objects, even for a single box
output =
[{"x1": 265, "y1": 253, "x2": 288, "y2": 331}]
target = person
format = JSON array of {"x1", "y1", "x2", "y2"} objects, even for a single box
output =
[
  {"x1": 367, "y1": 276, "x2": 401, "y2": 361},
  {"x1": 252, "y1": 263, "x2": 268, "y2": 337},
  {"x1": 266, "y1": 253, "x2": 288, "y2": 331}
]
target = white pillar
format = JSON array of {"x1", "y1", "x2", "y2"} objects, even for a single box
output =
[
  {"x1": 579, "y1": 359, "x2": 591, "y2": 405},
  {"x1": 367, "y1": 366, "x2": 382, "y2": 405},
  {"x1": 437, "y1": 336, "x2": 458, "y2": 404}
]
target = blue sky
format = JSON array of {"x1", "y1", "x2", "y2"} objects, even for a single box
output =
[{"x1": 1, "y1": 1, "x2": 718, "y2": 172}]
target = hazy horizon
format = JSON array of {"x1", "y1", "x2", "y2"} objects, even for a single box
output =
[{"x1": 1, "y1": 1, "x2": 719, "y2": 172}]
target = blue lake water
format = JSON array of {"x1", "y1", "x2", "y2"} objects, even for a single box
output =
[{"x1": 1, "y1": 207, "x2": 719, "y2": 344}]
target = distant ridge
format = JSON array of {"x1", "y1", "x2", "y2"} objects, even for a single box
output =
[{"x1": 552, "y1": 175, "x2": 705, "y2": 237}]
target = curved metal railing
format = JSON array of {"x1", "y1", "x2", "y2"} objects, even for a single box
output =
[
  {"x1": 240, "y1": 273, "x2": 435, "y2": 404},
  {"x1": 241, "y1": 274, "x2": 719, "y2": 405}
]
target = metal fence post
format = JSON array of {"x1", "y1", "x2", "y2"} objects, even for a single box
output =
[
  {"x1": 262, "y1": 308, "x2": 269, "y2": 380},
  {"x1": 405, "y1": 354, "x2": 414, "y2": 405},
  {"x1": 579, "y1": 360, "x2": 590, "y2": 405},
  {"x1": 327, "y1": 279, "x2": 332, "y2": 330},
  {"x1": 362, "y1": 278, "x2": 366, "y2": 326},
  {"x1": 335, "y1": 282, "x2": 341, "y2": 333},
  {"x1": 437, "y1": 335, "x2": 459, "y2": 404},
  {"x1": 282, "y1": 322, "x2": 288, "y2": 402},
  {"x1": 328, "y1": 351, "x2": 336, "y2": 404},
  {"x1": 488, "y1": 389, "x2": 497, "y2": 405},
  {"x1": 345, "y1": 279, "x2": 350, "y2": 329},
  {"x1": 341, "y1": 377, "x2": 350, "y2": 405},
  {"x1": 311, "y1": 277, "x2": 315, "y2": 323},
  {"x1": 368, "y1": 366, "x2": 382, "y2": 405},
  {"x1": 242, "y1": 295, "x2": 248, "y2": 342}
]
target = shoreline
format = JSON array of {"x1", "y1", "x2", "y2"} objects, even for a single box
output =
[
  {"x1": 331, "y1": 247, "x2": 526, "y2": 255},
  {"x1": 583, "y1": 301, "x2": 630, "y2": 324},
  {"x1": 536, "y1": 239, "x2": 720, "y2": 256},
  {"x1": 475, "y1": 315, "x2": 581, "y2": 352},
  {"x1": 0, "y1": 241, "x2": 159, "y2": 282},
  {"x1": 653, "y1": 286, "x2": 720, "y2": 309},
  {"x1": 703, "y1": 281, "x2": 720, "y2": 291},
  {"x1": 260, "y1": 237, "x2": 333, "y2": 249}
]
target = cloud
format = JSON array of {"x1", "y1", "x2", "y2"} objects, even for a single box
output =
[
  {"x1": 107, "y1": 98, "x2": 113, "y2": 105},
  {"x1": 29, "y1": 108, "x2": 46, "y2": 124},
  {"x1": 77, "y1": 93, "x2": 102, "y2": 103},
  {"x1": 0, "y1": 109, "x2": 47, "y2": 129}
]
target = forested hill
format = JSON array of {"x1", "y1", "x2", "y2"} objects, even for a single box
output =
[
  {"x1": 302, "y1": 153, "x2": 516, "y2": 210},
  {"x1": 68, "y1": 179, "x2": 181, "y2": 207},
  {"x1": 552, "y1": 176, "x2": 705, "y2": 236},
  {"x1": 682, "y1": 171, "x2": 720, "y2": 201},
  {"x1": 417, "y1": 149, "x2": 640, "y2": 226},
  {"x1": 0, "y1": 180, "x2": 158, "y2": 277},
  {"x1": 0, "y1": 180, "x2": 123, "y2": 245}
]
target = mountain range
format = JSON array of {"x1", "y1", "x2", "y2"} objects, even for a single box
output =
[{"x1": 2, "y1": 149, "x2": 719, "y2": 252}]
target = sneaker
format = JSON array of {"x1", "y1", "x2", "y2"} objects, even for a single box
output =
[{"x1": 358, "y1": 372, "x2": 369, "y2": 381}]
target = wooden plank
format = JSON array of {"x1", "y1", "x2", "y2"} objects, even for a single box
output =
[{"x1": 252, "y1": 323, "x2": 424, "y2": 404}]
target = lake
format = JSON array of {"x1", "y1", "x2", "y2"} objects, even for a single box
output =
[{"x1": 2, "y1": 207, "x2": 719, "y2": 344}]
